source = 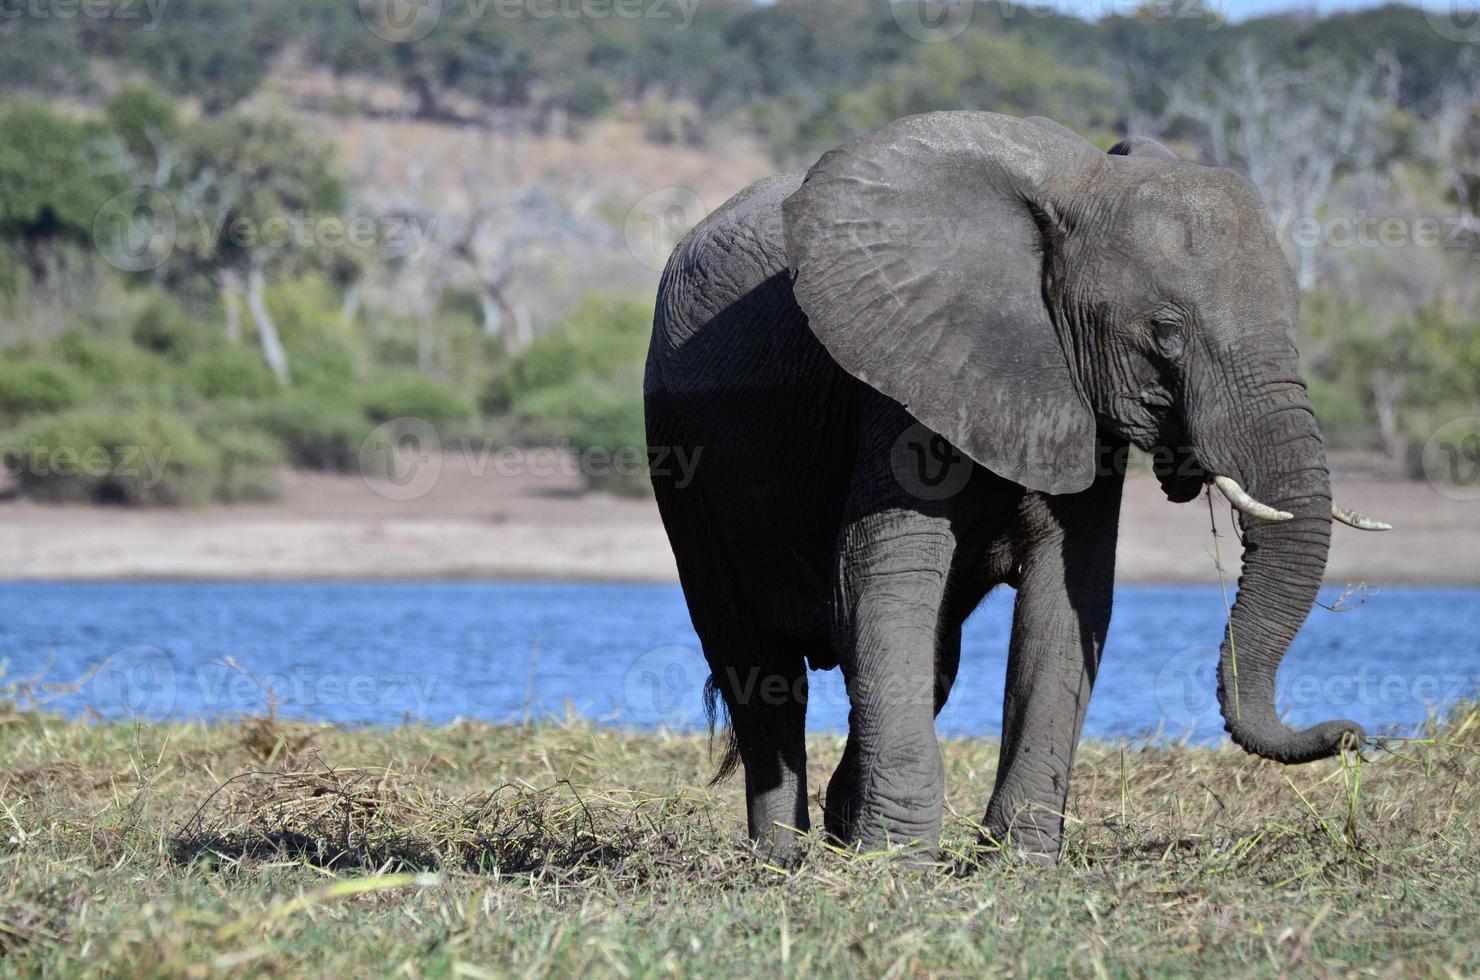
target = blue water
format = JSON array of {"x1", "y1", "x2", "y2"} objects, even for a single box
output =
[{"x1": 1, "y1": 582, "x2": 1475, "y2": 743}]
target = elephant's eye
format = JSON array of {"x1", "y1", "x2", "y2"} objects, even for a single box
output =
[{"x1": 1151, "y1": 318, "x2": 1186, "y2": 360}]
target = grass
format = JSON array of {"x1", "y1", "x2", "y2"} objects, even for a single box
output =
[{"x1": 1, "y1": 707, "x2": 1476, "y2": 978}]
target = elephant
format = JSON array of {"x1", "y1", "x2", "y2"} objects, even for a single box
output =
[{"x1": 643, "y1": 111, "x2": 1390, "y2": 865}]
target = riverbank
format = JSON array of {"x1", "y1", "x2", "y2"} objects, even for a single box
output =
[
  {"x1": 2, "y1": 708, "x2": 1475, "y2": 975},
  {"x1": 2, "y1": 452, "x2": 1476, "y2": 583}
]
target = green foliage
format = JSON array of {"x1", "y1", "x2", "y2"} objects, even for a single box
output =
[
  {"x1": 187, "y1": 347, "x2": 279, "y2": 401},
  {"x1": 359, "y1": 374, "x2": 473, "y2": 428},
  {"x1": 130, "y1": 295, "x2": 213, "y2": 363},
  {"x1": 50, "y1": 331, "x2": 174, "y2": 392},
  {"x1": 0, "y1": 19, "x2": 89, "y2": 95},
  {"x1": 0, "y1": 103, "x2": 120, "y2": 245},
  {"x1": 232, "y1": 391, "x2": 368, "y2": 472},
  {"x1": 264, "y1": 276, "x2": 360, "y2": 387},
  {"x1": 3, "y1": 407, "x2": 219, "y2": 506},
  {"x1": 210, "y1": 427, "x2": 283, "y2": 502},
  {"x1": 114, "y1": 0, "x2": 273, "y2": 113},
  {"x1": 103, "y1": 86, "x2": 182, "y2": 164},
  {"x1": 1308, "y1": 376, "x2": 1375, "y2": 451},
  {"x1": 765, "y1": 31, "x2": 1121, "y2": 164},
  {"x1": 0, "y1": 361, "x2": 90, "y2": 423},
  {"x1": 488, "y1": 297, "x2": 651, "y2": 494},
  {"x1": 481, "y1": 297, "x2": 649, "y2": 415}
]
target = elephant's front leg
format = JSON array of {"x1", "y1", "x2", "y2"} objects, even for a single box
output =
[
  {"x1": 829, "y1": 507, "x2": 956, "y2": 851},
  {"x1": 983, "y1": 473, "x2": 1122, "y2": 863}
]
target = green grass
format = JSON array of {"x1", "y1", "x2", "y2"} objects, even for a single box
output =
[{"x1": 1, "y1": 706, "x2": 1476, "y2": 977}]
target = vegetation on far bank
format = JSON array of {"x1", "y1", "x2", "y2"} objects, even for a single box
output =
[
  {"x1": 3, "y1": 3, "x2": 1480, "y2": 506},
  {"x1": 1, "y1": 704, "x2": 1476, "y2": 976}
]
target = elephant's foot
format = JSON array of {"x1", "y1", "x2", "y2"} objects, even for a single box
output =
[
  {"x1": 980, "y1": 802, "x2": 1066, "y2": 868},
  {"x1": 743, "y1": 762, "x2": 810, "y2": 865},
  {"x1": 822, "y1": 751, "x2": 860, "y2": 844}
]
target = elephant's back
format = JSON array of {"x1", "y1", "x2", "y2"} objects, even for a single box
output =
[
  {"x1": 649, "y1": 172, "x2": 803, "y2": 370},
  {"x1": 645, "y1": 172, "x2": 861, "y2": 633}
]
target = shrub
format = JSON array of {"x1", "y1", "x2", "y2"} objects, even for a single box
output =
[
  {"x1": 0, "y1": 360, "x2": 89, "y2": 421},
  {"x1": 131, "y1": 296, "x2": 213, "y2": 362},
  {"x1": 1309, "y1": 376, "x2": 1377, "y2": 451},
  {"x1": 514, "y1": 382, "x2": 647, "y2": 495},
  {"x1": 266, "y1": 275, "x2": 360, "y2": 387},
  {"x1": 480, "y1": 297, "x2": 651, "y2": 415},
  {"x1": 235, "y1": 390, "x2": 368, "y2": 471},
  {"x1": 359, "y1": 373, "x2": 472, "y2": 428},
  {"x1": 189, "y1": 347, "x2": 279, "y2": 401},
  {"x1": 3, "y1": 407, "x2": 218, "y2": 506},
  {"x1": 210, "y1": 427, "x2": 283, "y2": 502},
  {"x1": 51, "y1": 332, "x2": 172, "y2": 391},
  {"x1": 481, "y1": 334, "x2": 581, "y2": 415}
]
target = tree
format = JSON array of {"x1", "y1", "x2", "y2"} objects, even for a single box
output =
[
  {"x1": 1160, "y1": 45, "x2": 1400, "y2": 291},
  {"x1": 0, "y1": 103, "x2": 123, "y2": 295}
]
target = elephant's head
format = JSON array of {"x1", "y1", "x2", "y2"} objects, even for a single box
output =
[{"x1": 782, "y1": 111, "x2": 1387, "y2": 765}]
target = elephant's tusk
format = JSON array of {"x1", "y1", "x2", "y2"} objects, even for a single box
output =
[
  {"x1": 1212, "y1": 476, "x2": 1294, "y2": 523},
  {"x1": 1332, "y1": 503, "x2": 1392, "y2": 532}
]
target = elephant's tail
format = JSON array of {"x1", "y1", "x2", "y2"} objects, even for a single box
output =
[{"x1": 704, "y1": 674, "x2": 742, "y2": 785}]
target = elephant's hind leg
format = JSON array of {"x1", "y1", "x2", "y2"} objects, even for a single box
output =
[
  {"x1": 710, "y1": 636, "x2": 811, "y2": 860},
  {"x1": 649, "y1": 463, "x2": 810, "y2": 858}
]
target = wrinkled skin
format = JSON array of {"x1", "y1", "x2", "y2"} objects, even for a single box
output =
[{"x1": 645, "y1": 112, "x2": 1366, "y2": 864}]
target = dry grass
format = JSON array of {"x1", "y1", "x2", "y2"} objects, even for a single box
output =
[{"x1": 1, "y1": 705, "x2": 1477, "y2": 977}]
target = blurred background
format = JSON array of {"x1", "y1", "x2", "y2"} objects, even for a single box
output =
[{"x1": 1, "y1": 0, "x2": 1478, "y2": 735}]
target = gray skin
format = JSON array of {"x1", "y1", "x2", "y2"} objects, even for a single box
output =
[{"x1": 644, "y1": 111, "x2": 1366, "y2": 864}]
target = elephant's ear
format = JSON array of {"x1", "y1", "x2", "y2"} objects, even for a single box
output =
[
  {"x1": 1109, "y1": 135, "x2": 1179, "y2": 160},
  {"x1": 782, "y1": 111, "x2": 1100, "y2": 495}
]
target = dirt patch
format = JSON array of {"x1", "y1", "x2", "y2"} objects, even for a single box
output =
[{"x1": 0, "y1": 452, "x2": 1474, "y2": 584}]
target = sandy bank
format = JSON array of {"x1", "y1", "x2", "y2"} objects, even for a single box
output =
[{"x1": 1, "y1": 453, "x2": 1475, "y2": 585}]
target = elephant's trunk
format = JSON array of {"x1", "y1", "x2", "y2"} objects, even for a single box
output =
[{"x1": 1201, "y1": 384, "x2": 1365, "y2": 764}]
